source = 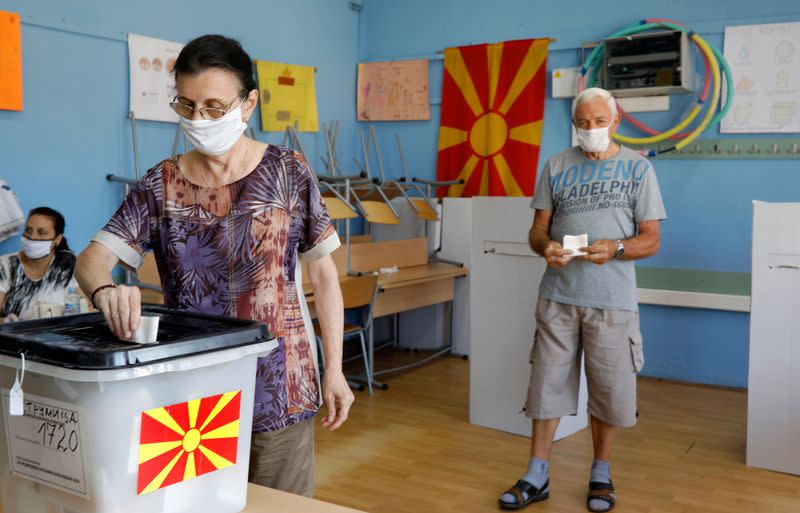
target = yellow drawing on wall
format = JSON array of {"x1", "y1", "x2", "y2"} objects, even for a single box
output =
[{"x1": 256, "y1": 61, "x2": 318, "y2": 132}]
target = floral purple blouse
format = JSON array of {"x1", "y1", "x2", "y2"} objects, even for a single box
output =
[{"x1": 94, "y1": 145, "x2": 339, "y2": 432}]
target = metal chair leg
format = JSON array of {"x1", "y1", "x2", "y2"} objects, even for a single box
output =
[{"x1": 359, "y1": 332, "x2": 373, "y2": 395}]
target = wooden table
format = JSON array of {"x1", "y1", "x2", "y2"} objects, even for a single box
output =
[
  {"x1": 304, "y1": 262, "x2": 467, "y2": 317},
  {"x1": 305, "y1": 261, "x2": 467, "y2": 390},
  {"x1": 243, "y1": 484, "x2": 365, "y2": 512}
]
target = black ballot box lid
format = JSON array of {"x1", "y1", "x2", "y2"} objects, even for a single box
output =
[{"x1": 0, "y1": 306, "x2": 273, "y2": 370}]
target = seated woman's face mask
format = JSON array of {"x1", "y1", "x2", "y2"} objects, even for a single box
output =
[
  {"x1": 180, "y1": 104, "x2": 248, "y2": 156},
  {"x1": 21, "y1": 237, "x2": 54, "y2": 260}
]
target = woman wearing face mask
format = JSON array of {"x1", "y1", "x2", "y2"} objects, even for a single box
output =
[
  {"x1": 75, "y1": 35, "x2": 351, "y2": 497},
  {"x1": 0, "y1": 207, "x2": 79, "y2": 322}
]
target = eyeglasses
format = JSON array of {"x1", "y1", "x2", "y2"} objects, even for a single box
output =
[{"x1": 169, "y1": 91, "x2": 247, "y2": 120}]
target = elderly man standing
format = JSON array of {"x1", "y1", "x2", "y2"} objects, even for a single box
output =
[{"x1": 498, "y1": 87, "x2": 666, "y2": 512}]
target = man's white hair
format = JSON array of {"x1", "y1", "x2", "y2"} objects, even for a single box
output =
[{"x1": 572, "y1": 87, "x2": 617, "y2": 119}]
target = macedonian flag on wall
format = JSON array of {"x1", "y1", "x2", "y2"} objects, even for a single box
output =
[
  {"x1": 137, "y1": 391, "x2": 241, "y2": 495},
  {"x1": 436, "y1": 38, "x2": 548, "y2": 197}
]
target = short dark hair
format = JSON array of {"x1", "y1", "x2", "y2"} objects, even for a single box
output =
[
  {"x1": 174, "y1": 35, "x2": 256, "y2": 93},
  {"x1": 28, "y1": 207, "x2": 69, "y2": 252}
]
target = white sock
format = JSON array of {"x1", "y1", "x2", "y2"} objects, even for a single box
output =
[{"x1": 588, "y1": 460, "x2": 613, "y2": 512}]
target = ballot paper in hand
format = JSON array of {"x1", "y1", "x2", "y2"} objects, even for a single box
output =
[{"x1": 562, "y1": 234, "x2": 588, "y2": 256}]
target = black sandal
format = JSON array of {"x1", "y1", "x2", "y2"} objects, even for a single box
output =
[
  {"x1": 498, "y1": 479, "x2": 549, "y2": 510},
  {"x1": 587, "y1": 480, "x2": 616, "y2": 512}
]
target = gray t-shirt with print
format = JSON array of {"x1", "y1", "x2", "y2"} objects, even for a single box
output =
[{"x1": 530, "y1": 146, "x2": 667, "y2": 312}]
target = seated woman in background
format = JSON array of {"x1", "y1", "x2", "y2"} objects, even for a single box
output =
[{"x1": 0, "y1": 207, "x2": 79, "y2": 322}]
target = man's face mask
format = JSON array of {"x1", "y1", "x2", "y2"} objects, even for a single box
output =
[{"x1": 575, "y1": 126, "x2": 611, "y2": 153}]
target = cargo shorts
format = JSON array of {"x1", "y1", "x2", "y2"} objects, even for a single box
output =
[{"x1": 525, "y1": 299, "x2": 644, "y2": 428}]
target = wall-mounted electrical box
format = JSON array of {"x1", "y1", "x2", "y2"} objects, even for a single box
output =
[{"x1": 601, "y1": 30, "x2": 693, "y2": 97}]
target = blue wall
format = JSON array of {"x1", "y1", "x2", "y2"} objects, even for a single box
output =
[
  {"x1": 0, "y1": 0, "x2": 361, "y2": 255},
  {"x1": 639, "y1": 305, "x2": 750, "y2": 387},
  {"x1": 361, "y1": 0, "x2": 800, "y2": 388}
]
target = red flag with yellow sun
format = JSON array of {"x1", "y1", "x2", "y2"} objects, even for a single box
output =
[
  {"x1": 137, "y1": 390, "x2": 241, "y2": 495},
  {"x1": 437, "y1": 38, "x2": 548, "y2": 197}
]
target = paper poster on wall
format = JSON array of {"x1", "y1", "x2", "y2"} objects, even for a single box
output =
[
  {"x1": 722, "y1": 22, "x2": 800, "y2": 133},
  {"x1": 256, "y1": 61, "x2": 318, "y2": 132},
  {"x1": 2, "y1": 391, "x2": 88, "y2": 497},
  {"x1": 128, "y1": 33, "x2": 184, "y2": 123},
  {"x1": 357, "y1": 59, "x2": 430, "y2": 121},
  {"x1": 0, "y1": 11, "x2": 23, "y2": 111}
]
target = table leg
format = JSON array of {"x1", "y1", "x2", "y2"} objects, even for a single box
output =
[
  {"x1": 368, "y1": 321, "x2": 389, "y2": 390},
  {"x1": 372, "y1": 300, "x2": 455, "y2": 378}
]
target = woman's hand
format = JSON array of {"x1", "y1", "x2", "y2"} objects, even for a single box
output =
[
  {"x1": 93, "y1": 285, "x2": 142, "y2": 340},
  {"x1": 2, "y1": 313, "x2": 18, "y2": 324},
  {"x1": 321, "y1": 369, "x2": 354, "y2": 431}
]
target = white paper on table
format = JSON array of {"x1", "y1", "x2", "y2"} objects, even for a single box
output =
[{"x1": 562, "y1": 234, "x2": 588, "y2": 256}]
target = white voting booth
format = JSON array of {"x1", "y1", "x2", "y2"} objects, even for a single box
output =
[
  {"x1": 437, "y1": 199, "x2": 474, "y2": 357},
  {"x1": 748, "y1": 201, "x2": 800, "y2": 476},
  {"x1": 442, "y1": 197, "x2": 588, "y2": 440}
]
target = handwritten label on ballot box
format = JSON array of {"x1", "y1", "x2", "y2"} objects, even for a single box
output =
[{"x1": 2, "y1": 390, "x2": 88, "y2": 497}]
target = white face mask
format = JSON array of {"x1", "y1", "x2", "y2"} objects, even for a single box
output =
[
  {"x1": 21, "y1": 237, "x2": 54, "y2": 260},
  {"x1": 576, "y1": 126, "x2": 611, "y2": 153},
  {"x1": 179, "y1": 103, "x2": 248, "y2": 156}
]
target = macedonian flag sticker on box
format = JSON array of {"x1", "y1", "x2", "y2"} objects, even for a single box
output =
[{"x1": 137, "y1": 390, "x2": 242, "y2": 495}]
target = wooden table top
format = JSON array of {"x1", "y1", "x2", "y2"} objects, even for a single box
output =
[
  {"x1": 303, "y1": 262, "x2": 468, "y2": 299},
  {"x1": 372, "y1": 262, "x2": 468, "y2": 290},
  {"x1": 242, "y1": 484, "x2": 365, "y2": 513}
]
